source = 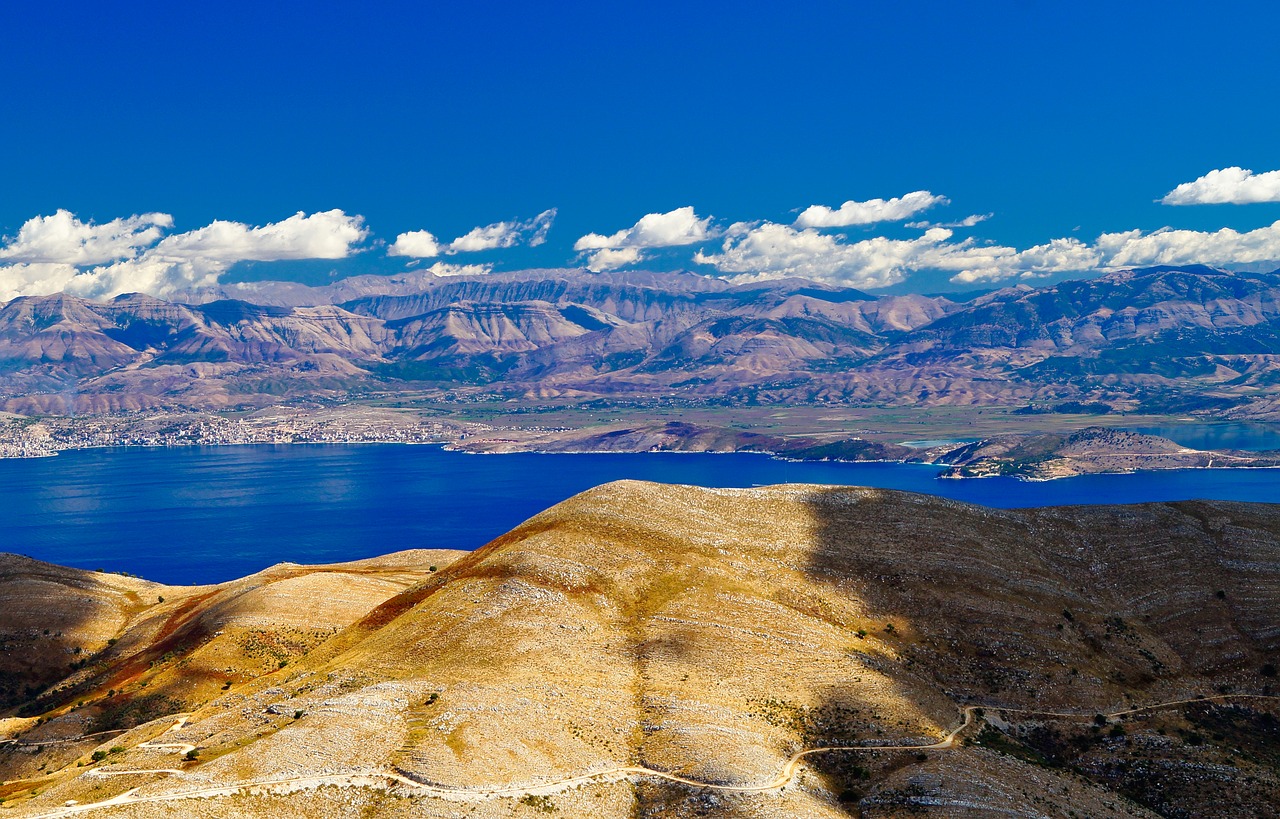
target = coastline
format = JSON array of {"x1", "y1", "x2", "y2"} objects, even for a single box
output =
[{"x1": 4, "y1": 433, "x2": 1280, "y2": 483}]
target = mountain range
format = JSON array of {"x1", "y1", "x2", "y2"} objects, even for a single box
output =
[{"x1": 1, "y1": 265, "x2": 1278, "y2": 417}]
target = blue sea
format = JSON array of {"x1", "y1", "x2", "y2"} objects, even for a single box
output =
[
  {"x1": 1, "y1": 444, "x2": 1278, "y2": 584},
  {"x1": 1130, "y1": 422, "x2": 1280, "y2": 452}
]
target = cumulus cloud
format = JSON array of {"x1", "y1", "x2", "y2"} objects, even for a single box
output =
[
  {"x1": 949, "y1": 222, "x2": 1280, "y2": 284},
  {"x1": 574, "y1": 206, "x2": 713, "y2": 270},
  {"x1": 1095, "y1": 221, "x2": 1280, "y2": 268},
  {"x1": 64, "y1": 210, "x2": 368, "y2": 299},
  {"x1": 388, "y1": 230, "x2": 442, "y2": 258},
  {"x1": 581, "y1": 247, "x2": 644, "y2": 270},
  {"x1": 63, "y1": 256, "x2": 218, "y2": 300},
  {"x1": 389, "y1": 209, "x2": 556, "y2": 258},
  {"x1": 0, "y1": 209, "x2": 369, "y2": 301},
  {"x1": 0, "y1": 263, "x2": 81, "y2": 302},
  {"x1": 946, "y1": 238, "x2": 1101, "y2": 284},
  {"x1": 695, "y1": 221, "x2": 1100, "y2": 289},
  {"x1": 1162, "y1": 167, "x2": 1280, "y2": 205},
  {"x1": 0, "y1": 210, "x2": 172, "y2": 266},
  {"x1": 422, "y1": 261, "x2": 494, "y2": 277},
  {"x1": 694, "y1": 223, "x2": 941, "y2": 289},
  {"x1": 151, "y1": 210, "x2": 365, "y2": 263},
  {"x1": 793, "y1": 191, "x2": 946, "y2": 229}
]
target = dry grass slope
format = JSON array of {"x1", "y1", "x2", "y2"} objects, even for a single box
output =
[{"x1": 1, "y1": 482, "x2": 1278, "y2": 817}]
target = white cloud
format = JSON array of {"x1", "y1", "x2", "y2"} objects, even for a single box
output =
[
  {"x1": 388, "y1": 230, "x2": 442, "y2": 258},
  {"x1": 62, "y1": 210, "x2": 367, "y2": 300},
  {"x1": 64, "y1": 256, "x2": 222, "y2": 300},
  {"x1": 574, "y1": 206, "x2": 713, "y2": 271},
  {"x1": 905, "y1": 213, "x2": 991, "y2": 229},
  {"x1": 694, "y1": 223, "x2": 941, "y2": 288},
  {"x1": 0, "y1": 210, "x2": 172, "y2": 266},
  {"x1": 151, "y1": 210, "x2": 366, "y2": 263},
  {"x1": 695, "y1": 221, "x2": 1100, "y2": 288},
  {"x1": 447, "y1": 208, "x2": 555, "y2": 253},
  {"x1": 389, "y1": 209, "x2": 556, "y2": 258},
  {"x1": 581, "y1": 247, "x2": 644, "y2": 271},
  {"x1": 793, "y1": 191, "x2": 946, "y2": 229},
  {"x1": 947, "y1": 221, "x2": 1280, "y2": 284},
  {"x1": 422, "y1": 261, "x2": 494, "y2": 277},
  {"x1": 1095, "y1": 220, "x2": 1280, "y2": 268},
  {"x1": 0, "y1": 263, "x2": 80, "y2": 302},
  {"x1": 1162, "y1": 167, "x2": 1280, "y2": 205},
  {"x1": 946, "y1": 238, "x2": 1101, "y2": 284}
]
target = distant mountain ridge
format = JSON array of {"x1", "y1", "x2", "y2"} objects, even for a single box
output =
[{"x1": 1, "y1": 265, "x2": 1278, "y2": 417}]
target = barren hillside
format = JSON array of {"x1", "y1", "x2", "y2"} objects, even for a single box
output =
[
  {"x1": 2, "y1": 483, "x2": 1279, "y2": 817},
  {"x1": 5, "y1": 265, "x2": 1280, "y2": 418}
]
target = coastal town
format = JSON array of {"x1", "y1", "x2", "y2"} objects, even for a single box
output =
[{"x1": 0, "y1": 407, "x2": 468, "y2": 459}]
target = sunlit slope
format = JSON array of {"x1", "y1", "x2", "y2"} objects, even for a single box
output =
[
  {"x1": 2, "y1": 482, "x2": 1279, "y2": 817},
  {"x1": 0, "y1": 550, "x2": 462, "y2": 784}
]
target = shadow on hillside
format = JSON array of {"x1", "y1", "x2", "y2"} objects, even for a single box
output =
[
  {"x1": 0, "y1": 555, "x2": 219, "y2": 734},
  {"x1": 795, "y1": 487, "x2": 1280, "y2": 814},
  {"x1": 632, "y1": 780, "x2": 764, "y2": 818},
  {"x1": 0, "y1": 557, "x2": 129, "y2": 713},
  {"x1": 793, "y1": 488, "x2": 1050, "y2": 813}
]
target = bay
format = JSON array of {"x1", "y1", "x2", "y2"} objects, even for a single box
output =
[
  {"x1": 1, "y1": 444, "x2": 1278, "y2": 585},
  {"x1": 1129, "y1": 422, "x2": 1280, "y2": 452}
]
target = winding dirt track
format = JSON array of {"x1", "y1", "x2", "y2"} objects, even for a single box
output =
[{"x1": 19, "y1": 694, "x2": 1280, "y2": 818}]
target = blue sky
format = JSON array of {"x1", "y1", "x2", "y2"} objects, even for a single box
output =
[{"x1": 2, "y1": 0, "x2": 1280, "y2": 296}]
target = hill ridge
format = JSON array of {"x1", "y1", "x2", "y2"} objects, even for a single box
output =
[{"x1": 3, "y1": 482, "x2": 1279, "y2": 816}]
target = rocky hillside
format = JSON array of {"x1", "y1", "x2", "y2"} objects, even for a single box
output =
[
  {"x1": 2, "y1": 482, "x2": 1278, "y2": 817},
  {"x1": 1, "y1": 265, "x2": 1279, "y2": 417}
]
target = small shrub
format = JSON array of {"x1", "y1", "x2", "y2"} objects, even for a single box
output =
[
  {"x1": 184, "y1": 748, "x2": 199, "y2": 761},
  {"x1": 91, "y1": 750, "x2": 108, "y2": 762},
  {"x1": 519, "y1": 794, "x2": 556, "y2": 812}
]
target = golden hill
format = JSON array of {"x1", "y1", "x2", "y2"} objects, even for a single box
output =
[{"x1": 2, "y1": 482, "x2": 1279, "y2": 818}]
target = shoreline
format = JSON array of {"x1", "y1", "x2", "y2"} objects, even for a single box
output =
[{"x1": 4, "y1": 435, "x2": 1280, "y2": 483}]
